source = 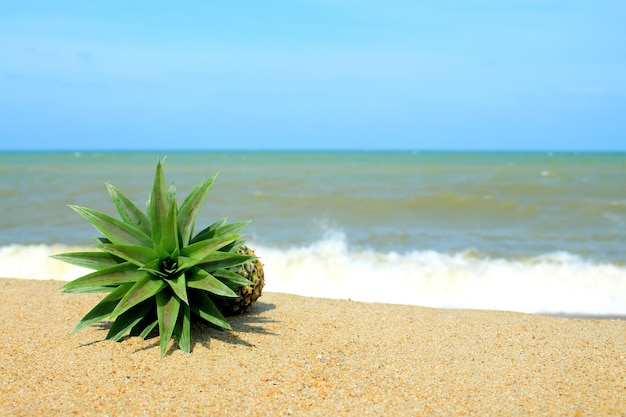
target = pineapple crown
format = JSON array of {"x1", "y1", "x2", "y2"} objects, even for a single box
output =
[{"x1": 53, "y1": 159, "x2": 255, "y2": 357}]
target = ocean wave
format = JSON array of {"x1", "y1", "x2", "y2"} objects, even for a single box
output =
[{"x1": 1, "y1": 235, "x2": 625, "y2": 317}]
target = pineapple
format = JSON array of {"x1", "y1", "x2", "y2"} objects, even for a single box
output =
[
  {"x1": 217, "y1": 245, "x2": 265, "y2": 316},
  {"x1": 52, "y1": 160, "x2": 264, "y2": 357}
]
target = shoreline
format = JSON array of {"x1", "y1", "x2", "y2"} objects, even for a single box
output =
[
  {"x1": 3, "y1": 242, "x2": 626, "y2": 318},
  {"x1": 2, "y1": 277, "x2": 625, "y2": 416}
]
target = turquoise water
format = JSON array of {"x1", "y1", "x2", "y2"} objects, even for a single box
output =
[
  {"x1": 1, "y1": 151, "x2": 625, "y2": 315},
  {"x1": 2, "y1": 150, "x2": 624, "y2": 261}
]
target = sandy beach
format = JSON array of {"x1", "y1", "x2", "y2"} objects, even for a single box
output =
[{"x1": 1, "y1": 277, "x2": 625, "y2": 416}]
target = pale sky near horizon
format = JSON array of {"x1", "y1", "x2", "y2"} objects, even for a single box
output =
[{"x1": 1, "y1": 1, "x2": 625, "y2": 151}]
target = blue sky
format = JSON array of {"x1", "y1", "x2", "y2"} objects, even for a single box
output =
[{"x1": 1, "y1": 1, "x2": 625, "y2": 151}]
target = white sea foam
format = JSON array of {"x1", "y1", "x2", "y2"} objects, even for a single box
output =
[
  {"x1": 0, "y1": 244, "x2": 93, "y2": 282},
  {"x1": 2, "y1": 234, "x2": 625, "y2": 317},
  {"x1": 256, "y1": 233, "x2": 626, "y2": 316}
]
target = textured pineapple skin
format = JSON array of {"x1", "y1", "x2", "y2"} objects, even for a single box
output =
[{"x1": 218, "y1": 245, "x2": 265, "y2": 316}]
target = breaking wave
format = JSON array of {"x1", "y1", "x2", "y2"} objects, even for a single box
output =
[{"x1": 2, "y1": 232, "x2": 625, "y2": 317}]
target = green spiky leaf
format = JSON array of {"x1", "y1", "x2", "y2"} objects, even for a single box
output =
[
  {"x1": 160, "y1": 199, "x2": 180, "y2": 255},
  {"x1": 106, "y1": 184, "x2": 151, "y2": 236},
  {"x1": 191, "y1": 220, "x2": 249, "y2": 248},
  {"x1": 190, "y1": 290, "x2": 231, "y2": 330},
  {"x1": 157, "y1": 290, "x2": 180, "y2": 357},
  {"x1": 179, "y1": 234, "x2": 241, "y2": 267},
  {"x1": 97, "y1": 244, "x2": 159, "y2": 267},
  {"x1": 187, "y1": 268, "x2": 238, "y2": 297},
  {"x1": 70, "y1": 205, "x2": 153, "y2": 247},
  {"x1": 51, "y1": 251, "x2": 121, "y2": 271},
  {"x1": 213, "y1": 268, "x2": 254, "y2": 288},
  {"x1": 166, "y1": 273, "x2": 189, "y2": 305},
  {"x1": 111, "y1": 275, "x2": 167, "y2": 319},
  {"x1": 215, "y1": 220, "x2": 252, "y2": 238},
  {"x1": 62, "y1": 263, "x2": 149, "y2": 293},
  {"x1": 166, "y1": 183, "x2": 177, "y2": 207},
  {"x1": 149, "y1": 159, "x2": 168, "y2": 244},
  {"x1": 189, "y1": 217, "x2": 227, "y2": 243},
  {"x1": 174, "y1": 303, "x2": 192, "y2": 353},
  {"x1": 130, "y1": 314, "x2": 158, "y2": 339},
  {"x1": 70, "y1": 283, "x2": 133, "y2": 334},
  {"x1": 196, "y1": 252, "x2": 253, "y2": 272},
  {"x1": 107, "y1": 300, "x2": 154, "y2": 342},
  {"x1": 178, "y1": 174, "x2": 217, "y2": 246}
]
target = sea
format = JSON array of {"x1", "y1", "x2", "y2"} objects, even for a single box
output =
[{"x1": 1, "y1": 151, "x2": 625, "y2": 317}]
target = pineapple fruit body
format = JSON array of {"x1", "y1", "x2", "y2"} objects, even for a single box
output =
[{"x1": 217, "y1": 245, "x2": 265, "y2": 315}]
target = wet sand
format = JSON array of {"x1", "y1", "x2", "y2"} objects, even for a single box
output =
[{"x1": 1, "y1": 277, "x2": 625, "y2": 416}]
